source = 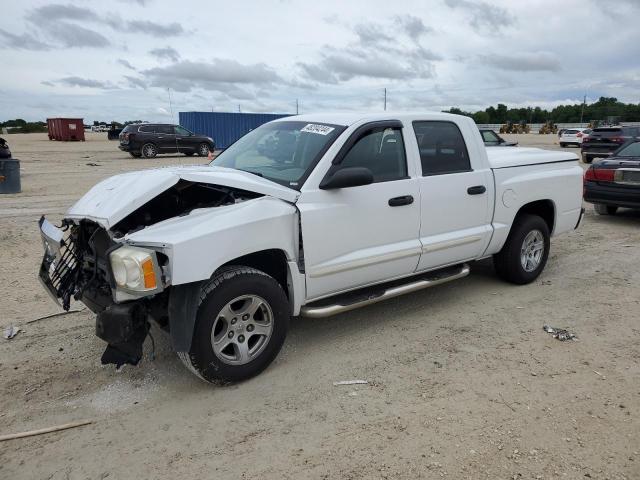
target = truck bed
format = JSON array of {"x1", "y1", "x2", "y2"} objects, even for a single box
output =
[{"x1": 486, "y1": 146, "x2": 579, "y2": 169}]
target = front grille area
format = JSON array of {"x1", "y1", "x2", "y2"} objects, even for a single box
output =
[{"x1": 49, "y1": 230, "x2": 81, "y2": 310}]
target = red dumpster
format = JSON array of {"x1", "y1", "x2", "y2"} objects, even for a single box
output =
[{"x1": 46, "y1": 118, "x2": 85, "y2": 141}]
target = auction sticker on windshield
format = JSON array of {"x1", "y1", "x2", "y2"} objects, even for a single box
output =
[{"x1": 301, "y1": 124, "x2": 335, "y2": 135}]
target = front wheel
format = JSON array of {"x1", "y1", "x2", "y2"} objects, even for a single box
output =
[
  {"x1": 178, "y1": 266, "x2": 290, "y2": 383},
  {"x1": 493, "y1": 214, "x2": 550, "y2": 285},
  {"x1": 129, "y1": 151, "x2": 142, "y2": 158},
  {"x1": 594, "y1": 204, "x2": 618, "y2": 215}
]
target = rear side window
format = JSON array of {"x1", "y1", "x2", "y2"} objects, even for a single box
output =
[
  {"x1": 340, "y1": 127, "x2": 407, "y2": 183},
  {"x1": 156, "y1": 125, "x2": 174, "y2": 134},
  {"x1": 593, "y1": 128, "x2": 622, "y2": 134},
  {"x1": 138, "y1": 125, "x2": 154, "y2": 133},
  {"x1": 413, "y1": 121, "x2": 471, "y2": 175},
  {"x1": 564, "y1": 130, "x2": 578, "y2": 134}
]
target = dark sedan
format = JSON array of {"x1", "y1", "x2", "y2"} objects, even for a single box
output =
[
  {"x1": 583, "y1": 140, "x2": 640, "y2": 214},
  {"x1": 581, "y1": 126, "x2": 640, "y2": 163}
]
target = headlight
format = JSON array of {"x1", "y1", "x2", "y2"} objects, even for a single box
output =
[{"x1": 109, "y1": 246, "x2": 159, "y2": 291}]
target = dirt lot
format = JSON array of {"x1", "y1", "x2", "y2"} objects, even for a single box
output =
[{"x1": 1, "y1": 132, "x2": 638, "y2": 479}]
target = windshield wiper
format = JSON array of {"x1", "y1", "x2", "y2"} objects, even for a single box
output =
[{"x1": 236, "y1": 169, "x2": 263, "y2": 177}]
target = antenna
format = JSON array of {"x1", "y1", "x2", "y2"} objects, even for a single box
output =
[
  {"x1": 167, "y1": 88, "x2": 174, "y2": 121},
  {"x1": 384, "y1": 88, "x2": 387, "y2": 111}
]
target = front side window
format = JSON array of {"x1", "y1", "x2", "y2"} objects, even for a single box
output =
[
  {"x1": 339, "y1": 127, "x2": 407, "y2": 182},
  {"x1": 413, "y1": 121, "x2": 471, "y2": 175},
  {"x1": 212, "y1": 121, "x2": 345, "y2": 189},
  {"x1": 175, "y1": 126, "x2": 191, "y2": 136}
]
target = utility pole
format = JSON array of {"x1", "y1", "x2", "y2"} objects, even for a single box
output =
[
  {"x1": 167, "y1": 88, "x2": 174, "y2": 121},
  {"x1": 238, "y1": 104, "x2": 241, "y2": 113},
  {"x1": 384, "y1": 88, "x2": 387, "y2": 111},
  {"x1": 296, "y1": 99, "x2": 299, "y2": 115},
  {"x1": 580, "y1": 94, "x2": 586, "y2": 125}
]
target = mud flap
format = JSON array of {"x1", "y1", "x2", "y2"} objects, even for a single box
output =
[{"x1": 96, "y1": 303, "x2": 150, "y2": 368}]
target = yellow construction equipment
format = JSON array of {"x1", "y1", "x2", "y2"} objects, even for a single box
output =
[{"x1": 538, "y1": 121, "x2": 558, "y2": 134}]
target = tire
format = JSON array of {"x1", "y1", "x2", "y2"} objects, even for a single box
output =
[
  {"x1": 560, "y1": 142, "x2": 567, "y2": 148},
  {"x1": 582, "y1": 154, "x2": 593, "y2": 164},
  {"x1": 493, "y1": 214, "x2": 550, "y2": 285},
  {"x1": 197, "y1": 143, "x2": 210, "y2": 157},
  {"x1": 594, "y1": 204, "x2": 618, "y2": 215},
  {"x1": 178, "y1": 266, "x2": 290, "y2": 383},
  {"x1": 129, "y1": 151, "x2": 142, "y2": 158},
  {"x1": 141, "y1": 143, "x2": 158, "y2": 158}
]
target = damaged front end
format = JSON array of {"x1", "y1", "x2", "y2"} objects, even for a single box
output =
[
  {"x1": 38, "y1": 216, "x2": 166, "y2": 367},
  {"x1": 38, "y1": 179, "x2": 268, "y2": 368}
]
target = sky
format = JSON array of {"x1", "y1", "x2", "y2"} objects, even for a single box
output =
[{"x1": 1, "y1": 0, "x2": 639, "y2": 123}]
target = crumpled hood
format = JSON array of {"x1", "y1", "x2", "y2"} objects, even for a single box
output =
[{"x1": 65, "y1": 165, "x2": 300, "y2": 229}]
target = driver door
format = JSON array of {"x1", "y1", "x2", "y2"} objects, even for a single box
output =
[{"x1": 296, "y1": 121, "x2": 421, "y2": 301}]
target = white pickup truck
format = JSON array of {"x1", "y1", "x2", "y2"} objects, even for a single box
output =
[{"x1": 39, "y1": 112, "x2": 584, "y2": 382}]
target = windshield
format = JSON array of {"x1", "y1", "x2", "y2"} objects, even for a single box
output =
[
  {"x1": 211, "y1": 121, "x2": 345, "y2": 189},
  {"x1": 616, "y1": 141, "x2": 640, "y2": 157}
]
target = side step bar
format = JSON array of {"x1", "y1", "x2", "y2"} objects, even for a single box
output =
[{"x1": 301, "y1": 263, "x2": 470, "y2": 318}]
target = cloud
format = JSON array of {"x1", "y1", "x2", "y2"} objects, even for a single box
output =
[
  {"x1": 44, "y1": 22, "x2": 111, "y2": 48},
  {"x1": 393, "y1": 15, "x2": 432, "y2": 41},
  {"x1": 108, "y1": 20, "x2": 184, "y2": 37},
  {"x1": 124, "y1": 75, "x2": 147, "y2": 89},
  {"x1": 41, "y1": 81, "x2": 55, "y2": 87},
  {"x1": 0, "y1": 29, "x2": 51, "y2": 50},
  {"x1": 353, "y1": 22, "x2": 393, "y2": 45},
  {"x1": 27, "y1": 4, "x2": 99, "y2": 23},
  {"x1": 56, "y1": 76, "x2": 119, "y2": 89},
  {"x1": 149, "y1": 46, "x2": 181, "y2": 62},
  {"x1": 482, "y1": 52, "x2": 561, "y2": 72},
  {"x1": 117, "y1": 59, "x2": 137, "y2": 70},
  {"x1": 141, "y1": 59, "x2": 283, "y2": 93},
  {"x1": 444, "y1": 0, "x2": 515, "y2": 32}
]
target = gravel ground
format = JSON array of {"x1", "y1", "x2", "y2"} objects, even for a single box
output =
[{"x1": 0, "y1": 132, "x2": 638, "y2": 479}]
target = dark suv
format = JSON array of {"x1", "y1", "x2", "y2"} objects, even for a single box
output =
[
  {"x1": 581, "y1": 126, "x2": 640, "y2": 163},
  {"x1": 118, "y1": 124, "x2": 215, "y2": 158}
]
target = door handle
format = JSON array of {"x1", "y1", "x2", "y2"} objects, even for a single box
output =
[
  {"x1": 467, "y1": 185, "x2": 486, "y2": 195},
  {"x1": 388, "y1": 195, "x2": 414, "y2": 207}
]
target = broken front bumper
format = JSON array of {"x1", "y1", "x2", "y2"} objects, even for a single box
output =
[{"x1": 38, "y1": 216, "x2": 77, "y2": 309}]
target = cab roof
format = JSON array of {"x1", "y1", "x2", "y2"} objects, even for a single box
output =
[{"x1": 272, "y1": 111, "x2": 466, "y2": 127}]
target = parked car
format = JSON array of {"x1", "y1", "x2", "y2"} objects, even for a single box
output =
[
  {"x1": 583, "y1": 140, "x2": 640, "y2": 215},
  {"x1": 559, "y1": 128, "x2": 591, "y2": 148},
  {"x1": 479, "y1": 129, "x2": 518, "y2": 146},
  {"x1": 581, "y1": 126, "x2": 640, "y2": 163},
  {"x1": 0, "y1": 137, "x2": 11, "y2": 158},
  {"x1": 38, "y1": 112, "x2": 583, "y2": 382},
  {"x1": 118, "y1": 123, "x2": 215, "y2": 158}
]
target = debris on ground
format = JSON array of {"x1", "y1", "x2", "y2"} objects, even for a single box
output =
[
  {"x1": 0, "y1": 420, "x2": 93, "y2": 442},
  {"x1": 3, "y1": 325, "x2": 21, "y2": 340},
  {"x1": 333, "y1": 380, "x2": 368, "y2": 386},
  {"x1": 543, "y1": 325, "x2": 577, "y2": 341},
  {"x1": 26, "y1": 308, "x2": 85, "y2": 324},
  {"x1": 86, "y1": 162, "x2": 101, "y2": 167}
]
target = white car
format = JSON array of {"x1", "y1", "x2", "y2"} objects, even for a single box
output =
[
  {"x1": 559, "y1": 128, "x2": 591, "y2": 147},
  {"x1": 38, "y1": 112, "x2": 584, "y2": 383}
]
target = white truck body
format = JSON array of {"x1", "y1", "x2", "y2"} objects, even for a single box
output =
[{"x1": 39, "y1": 112, "x2": 584, "y2": 380}]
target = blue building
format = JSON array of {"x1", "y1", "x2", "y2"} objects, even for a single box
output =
[{"x1": 179, "y1": 111, "x2": 293, "y2": 149}]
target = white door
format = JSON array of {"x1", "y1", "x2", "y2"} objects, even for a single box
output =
[
  {"x1": 297, "y1": 123, "x2": 422, "y2": 300},
  {"x1": 411, "y1": 121, "x2": 493, "y2": 271}
]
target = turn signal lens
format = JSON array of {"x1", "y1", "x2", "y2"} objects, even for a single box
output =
[{"x1": 142, "y1": 258, "x2": 157, "y2": 289}]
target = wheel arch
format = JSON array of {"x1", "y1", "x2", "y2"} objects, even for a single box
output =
[
  {"x1": 514, "y1": 199, "x2": 556, "y2": 235},
  {"x1": 168, "y1": 248, "x2": 303, "y2": 353}
]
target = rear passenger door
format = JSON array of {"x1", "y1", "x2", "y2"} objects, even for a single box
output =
[
  {"x1": 412, "y1": 121, "x2": 493, "y2": 271},
  {"x1": 155, "y1": 125, "x2": 177, "y2": 153}
]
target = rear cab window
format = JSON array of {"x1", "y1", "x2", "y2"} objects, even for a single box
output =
[{"x1": 413, "y1": 121, "x2": 471, "y2": 175}]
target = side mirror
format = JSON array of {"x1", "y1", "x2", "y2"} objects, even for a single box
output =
[{"x1": 319, "y1": 167, "x2": 374, "y2": 190}]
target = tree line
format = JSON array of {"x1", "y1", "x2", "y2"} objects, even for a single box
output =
[{"x1": 443, "y1": 97, "x2": 640, "y2": 124}]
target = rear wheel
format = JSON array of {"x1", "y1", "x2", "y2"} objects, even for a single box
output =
[
  {"x1": 178, "y1": 266, "x2": 290, "y2": 383},
  {"x1": 197, "y1": 143, "x2": 211, "y2": 157},
  {"x1": 582, "y1": 154, "x2": 593, "y2": 164},
  {"x1": 494, "y1": 214, "x2": 550, "y2": 285},
  {"x1": 594, "y1": 204, "x2": 618, "y2": 215},
  {"x1": 141, "y1": 143, "x2": 158, "y2": 158},
  {"x1": 560, "y1": 142, "x2": 567, "y2": 148}
]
